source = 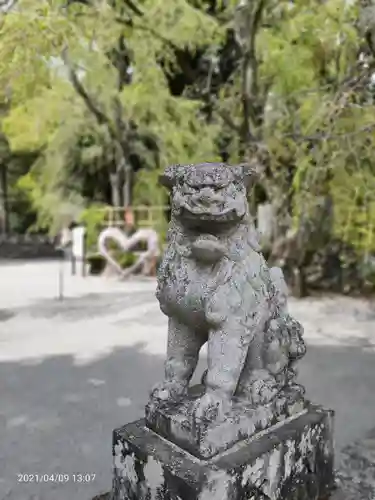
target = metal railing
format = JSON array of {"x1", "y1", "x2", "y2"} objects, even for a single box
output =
[{"x1": 95, "y1": 205, "x2": 170, "y2": 231}]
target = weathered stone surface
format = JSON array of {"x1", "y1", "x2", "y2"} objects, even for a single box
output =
[
  {"x1": 112, "y1": 407, "x2": 334, "y2": 500},
  {"x1": 148, "y1": 162, "x2": 307, "y2": 456},
  {"x1": 145, "y1": 384, "x2": 306, "y2": 459}
]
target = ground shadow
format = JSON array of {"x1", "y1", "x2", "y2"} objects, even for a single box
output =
[
  {"x1": 0, "y1": 343, "x2": 164, "y2": 500},
  {"x1": 8, "y1": 290, "x2": 156, "y2": 322},
  {"x1": 0, "y1": 334, "x2": 375, "y2": 500},
  {"x1": 0, "y1": 309, "x2": 15, "y2": 322},
  {"x1": 297, "y1": 336, "x2": 375, "y2": 456}
]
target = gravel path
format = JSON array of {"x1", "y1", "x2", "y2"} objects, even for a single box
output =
[{"x1": 0, "y1": 261, "x2": 375, "y2": 500}]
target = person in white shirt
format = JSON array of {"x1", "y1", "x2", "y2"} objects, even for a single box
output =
[{"x1": 69, "y1": 221, "x2": 87, "y2": 276}]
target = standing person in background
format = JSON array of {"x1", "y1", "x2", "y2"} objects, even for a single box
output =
[
  {"x1": 142, "y1": 229, "x2": 159, "y2": 277},
  {"x1": 60, "y1": 225, "x2": 72, "y2": 249},
  {"x1": 124, "y1": 208, "x2": 137, "y2": 236},
  {"x1": 70, "y1": 221, "x2": 87, "y2": 276}
]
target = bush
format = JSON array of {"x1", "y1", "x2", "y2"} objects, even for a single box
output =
[
  {"x1": 87, "y1": 251, "x2": 138, "y2": 275},
  {"x1": 87, "y1": 255, "x2": 106, "y2": 275},
  {"x1": 111, "y1": 251, "x2": 137, "y2": 269},
  {"x1": 78, "y1": 204, "x2": 110, "y2": 251}
]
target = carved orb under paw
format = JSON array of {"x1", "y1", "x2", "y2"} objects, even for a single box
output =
[
  {"x1": 248, "y1": 370, "x2": 279, "y2": 406},
  {"x1": 150, "y1": 381, "x2": 187, "y2": 402},
  {"x1": 193, "y1": 391, "x2": 231, "y2": 423}
]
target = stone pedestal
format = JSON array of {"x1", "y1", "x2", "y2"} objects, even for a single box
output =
[
  {"x1": 145, "y1": 385, "x2": 306, "y2": 460},
  {"x1": 112, "y1": 406, "x2": 334, "y2": 500}
]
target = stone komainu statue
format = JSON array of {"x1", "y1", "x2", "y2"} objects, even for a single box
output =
[
  {"x1": 112, "y1": 162, "x2": 334, "y2": 500},
  {"x1": 150, "y1": 162, "x2": 306, "y2": 423}
]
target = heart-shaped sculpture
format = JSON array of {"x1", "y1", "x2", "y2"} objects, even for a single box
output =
[{"x1": 98, "y1": 226, "x2": 160, "y2": 278}]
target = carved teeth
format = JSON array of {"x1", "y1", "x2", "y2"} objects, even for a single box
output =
[{"x1": 180, "y1": 207, "x2": 236, "y2": 220}]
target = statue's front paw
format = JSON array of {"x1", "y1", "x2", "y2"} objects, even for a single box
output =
[
  {"x1": 193, "y1": 391, "x2": 231, "y2": 423},
  {"x1": 249, "y1": 370, "x2": 278, "y2": 405},
  {"x1": 150, "y1": 381, "x2": 187, "y2": 402}
]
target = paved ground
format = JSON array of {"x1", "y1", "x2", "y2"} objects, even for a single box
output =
[
  {"x1": 334, "y1": 426, "x2": 375, "y2": 500},
  {"x1": 0, "y1": 260, "x2": 375, "y2": 500}
]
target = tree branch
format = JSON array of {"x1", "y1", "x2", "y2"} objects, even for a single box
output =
[
  {"x1": 122, "y1": 0, "x2": 143, "y2": 17},
  {"x1": 216, "y1": 108, "x2": 242, "y2": 134},
  {"x1": 62, "y1": 48, "x2": 119, "y2": 144},
  {"x1": 64, "y1": 0, "x2": 143, "y2": 16},
  {"x1": 235, "y1": 0, "x2": 267, "y2": 144},
  {"x1": 284, "y1": 123, "x2": 375, "y2": 143},
  {"x1": 63, "y1": 51, "x2": 134, "y2": 161},
  {"x1": 65, "y1": 0, "x2": 200, "y2": 84}
]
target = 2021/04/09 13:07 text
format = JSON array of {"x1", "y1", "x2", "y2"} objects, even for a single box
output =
[{"x1": 17, "y1": 473, "x2": 96, "y2": 483}]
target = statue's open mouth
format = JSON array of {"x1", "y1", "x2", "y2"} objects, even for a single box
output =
[{"x1": 180, "y1": 206, "x2": 238, "y2": 222}]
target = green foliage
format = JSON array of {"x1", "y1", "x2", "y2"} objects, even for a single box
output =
[
  {"x1": 7, "y1": 180, "x2": 37, "y2": 233},
  {"x1": 112, "y1": 251, "x2": 137, "y2": 269},
  {"x1": 15, "y1": 169, "x2": 84, "y2": 234},
  {"x1": 0, "y1": 0, "x2": 224, "y2": 229},
  {"x1": 78, "y1": 204, "x2": 110, "y2": 251},
  {"x1": 86, "y1": 251, "x2": 137, "y2": 276},
  {"x1": 86, "y1": 254, "x2": 106, "y2": 275},
  {"x1": 218, "y1": 0, "x2": 374, "y2": 257}
]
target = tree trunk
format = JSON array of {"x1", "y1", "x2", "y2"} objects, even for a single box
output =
[
  {"x1": 109, "y1": 172, "x2": 122, "y2": 208},
  {"x1": 291, "y1": 267, "x2": 308, "y2": 298},
  {"x1": 123, "y1": 164, "x2": 132, "y2": 208}
]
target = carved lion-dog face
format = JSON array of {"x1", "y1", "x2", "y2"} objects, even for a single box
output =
[{"x1": 160, "y1": 162, "x2": 258, "y2": 229}]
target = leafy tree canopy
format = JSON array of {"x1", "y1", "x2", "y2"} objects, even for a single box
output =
[
  {"x1": 0, "y1": 0, "x2": 227, "y2": 229},
  {"x1": 1, "y1": 0, "x2": 375, "y2": 262}
]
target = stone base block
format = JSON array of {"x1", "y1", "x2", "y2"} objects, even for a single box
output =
[
  {"x1": 145, "y1": 385, "x2": 306, "y2": 459},
  {"x1": 112, "y1": 406, "x2": 334, "y2": 500}
]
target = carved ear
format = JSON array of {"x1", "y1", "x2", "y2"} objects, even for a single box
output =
[
  {"x1": 159, "y1": 164, "x2": 183, "y2": 189},
  {"x1": 233, "y1": 163, "x2": 259, "y2": 190}
]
